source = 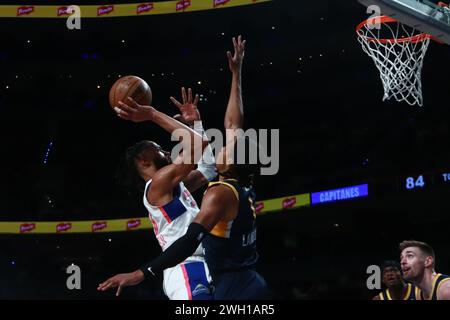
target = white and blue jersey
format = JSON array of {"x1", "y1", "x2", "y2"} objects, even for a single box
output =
[{"x1": 143, "y1": 179, "x2": 212, "y2": 300}]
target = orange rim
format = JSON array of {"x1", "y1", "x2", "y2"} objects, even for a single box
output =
[{"x1": 356, "y1": 15, "x2": 433, "y2": 44}]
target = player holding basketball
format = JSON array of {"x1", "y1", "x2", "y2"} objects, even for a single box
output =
[
  {"x1": 400, "y1": 240, "x2": 450, "y2": 300},
  {"x1": 373, "y1": 260, "x2": 421, "y2": 300},
  {"x1": 99, "y1": 36, "x2": 271, "y2": 299},
  {"x1": 98, "y1": 89, "x2": 217, "y2": 300},
  {"x1": 134, "y1": 36, "x2": 271, "y2": 299}
]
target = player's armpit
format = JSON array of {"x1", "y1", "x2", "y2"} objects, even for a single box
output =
[
  {"x1": 183, "y1": 170, "x2": 209, "y2": 193},
  {"x1": 148, "y1": 162, "x2": 195, "y2": 207}
]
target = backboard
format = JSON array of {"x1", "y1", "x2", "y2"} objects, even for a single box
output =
[{"x1": 358, "y1": 0, "x2": 450, "y2": 44}]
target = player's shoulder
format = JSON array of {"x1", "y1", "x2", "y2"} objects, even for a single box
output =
[
  {"x1": 206, "y1": 182, "x2": 236, "y2": 199},
  {"x1": 437, "y1": 276, "x2": 450, "y2": 300},
  {"x1": 208, "y1": 180, "x2": 239, "y2": 197},
  {"x1": 147, "y1": 172, "x2": 181, "y2": 206}
]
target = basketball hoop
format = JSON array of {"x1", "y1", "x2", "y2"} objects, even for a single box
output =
[{"x1": 356, "y1": 15, "x2": 433, "y2": 106}]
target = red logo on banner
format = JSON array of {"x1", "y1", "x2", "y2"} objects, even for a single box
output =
[
  {"x1": 213, "y1": 0, "x2": 230, "y2": 7},
  {"x1": 97, "y1": 5, "x2": 114, "y2": 16},
  {"x1": 17, "y1": 6, "x2": 34, "y2": 16},
  {"x1": 56, "y1": 223, "x2": 72, "y2": 233},
  {"x1": 57, "y1": 7, "x2": 72, "y2": 17},
  {"x1": 176, "y1": 0, "x2": 191, "y2": 11},
  {"x1": 20, "y1": 223, "x2": 36, "y2": 233},
  {"x1": 127, "y1": 219, "x2": 141, "y2": 230},
  {"x1": 92, "y1": 221, "x2": 107, "y2": 232},
  {"x1": 255, "y1": 202, "x2": 264, "y2": 213},
  {"x1": 282, "y1": 197, "x2": 296, "y2": 209},
  {"x1": 137, "y1": 3, "x2": 154, "y2": 14}
]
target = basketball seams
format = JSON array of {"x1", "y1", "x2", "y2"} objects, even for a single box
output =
[
  {"x1": 134, "y1": 81, "x2": 151, "y2": 105},
  {"x1": 120, "y1": 77, "x2": 141, "y2": 105},
  {"x1": 109, "y1": 76, "x2": 152, "y2": 109}
]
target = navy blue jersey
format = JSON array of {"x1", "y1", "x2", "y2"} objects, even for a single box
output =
[
  {"x1": 420, "y1": 274, "x2": 450, "y2": 300},
  {"x1": 378, "y1": 283, "x2": 421, "y2": 300},
  {"x1": 202, "y1": 179, "x2": 259, "y2": 275}
]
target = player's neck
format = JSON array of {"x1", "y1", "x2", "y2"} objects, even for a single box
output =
[
  {"x1": 219, "y1": 176, "x2": 240, "y2": 183},
  {"x1": 141, "y1": 171, "x2": 154, "y2": 183},
  {"x1": 140, "y1": 166, "x2": 157, "y2": 182},
  {"x1": 219, "y1": 174, "x2": 237, "y2": 181},
  {"x1": 417, "y1": 270, "x2": 437, "y2": 299}
]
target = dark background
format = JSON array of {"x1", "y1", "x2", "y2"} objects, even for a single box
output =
[{"x1": 0, "y1": 0, "x2": 449, "y2": 299}]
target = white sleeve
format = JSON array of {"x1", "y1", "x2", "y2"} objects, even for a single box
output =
[{"x1": 193, "y1": 121, "x2": 217, "y2": 182}]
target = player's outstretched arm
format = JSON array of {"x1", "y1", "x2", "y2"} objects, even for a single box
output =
[
  {"x1": 97, "y1": 187, "x2": 237, "y2": 297},
  {"x1": 115, "y1": 97, "x2": 208, "y2": 204},
  {"x1": 224, "y1": 36, "x2": 246, "y2": 145},
  {"x1": 97, "y1": 270, "x2": 144, "y2": 297},
  {"x1": 115, "y1": 96, "x2": 198, "y2": 138},
  {"x1": 98, "y1": 187, "x2": 237, "y2": 296}
]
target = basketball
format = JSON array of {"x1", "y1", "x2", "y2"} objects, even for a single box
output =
[{"x1": 109, "y1": 75, "x2": 152, "y2": 109}]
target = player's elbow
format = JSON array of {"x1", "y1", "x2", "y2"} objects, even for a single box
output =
[
  {"x1": 224, "y1": 118, "x2": 243, "y2": 130},
  {"x1": 224, "y1": 118, "x2": 232, "y2": 129}
]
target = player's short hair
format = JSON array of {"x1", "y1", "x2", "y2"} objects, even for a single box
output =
[
  {"x1": 381, "y1": 260, "x2": 402, "y2": 274},
  {"x1": 116, "y1": 140, "x2": 151, "y2": 192},
  {"x1": 232, "y1": 136, "x2": 262, "y2": 187},
  {"x1": 399, "y1": 240, "x2": 435, "y2": 266}
]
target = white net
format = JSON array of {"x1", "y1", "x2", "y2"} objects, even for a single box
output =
[{"x1": 356, "y1": 16, "x2": 431, "y2": 106}]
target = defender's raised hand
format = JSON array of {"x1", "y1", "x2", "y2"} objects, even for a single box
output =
[
  {"x1": 227, "y1": 35, "x2": 246, "y2": 74},
  {"x1": 170, "y1": 87, "x2": 200, "y2": 126}
]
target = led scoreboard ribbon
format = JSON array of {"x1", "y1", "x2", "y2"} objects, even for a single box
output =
[
  {"x1": 0, "y1": 192, "x2": 311, "y2": 234},
  {"x1": 311, "y1": 184, "x2": 369, "y2": 205},
  {"x1": 0, "y1": 184, "x2": 368, "y2": 234},
  {"x1": 2, "y1": 167, "x2": 450, "y2": 234},
  {"x1": 401, "y1": 169, "x2": 450, "y2": 191}
]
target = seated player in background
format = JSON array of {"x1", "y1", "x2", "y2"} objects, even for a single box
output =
[
  {"x1": 373, "y1": 260, "x2": 421, "y2": 300},
  {"x1": 400, "y1": 240, "x2": 450, "y2": 300}
]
